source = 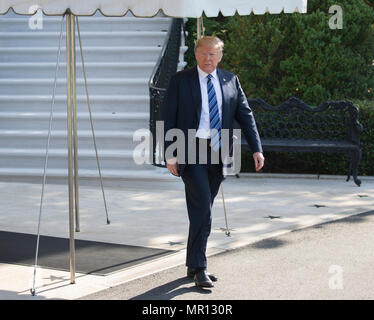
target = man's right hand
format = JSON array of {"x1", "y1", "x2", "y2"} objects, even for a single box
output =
[{"x1": 166, "y1": 157, "x2": 180, "y2": 176}]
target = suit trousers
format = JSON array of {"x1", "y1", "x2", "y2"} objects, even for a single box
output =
[{"x1": 181, "y1": 138, "x2": 224, "y2": 269}]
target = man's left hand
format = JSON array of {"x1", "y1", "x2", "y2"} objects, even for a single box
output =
[{"x1": 253, "y1": 152, "x2": 265, "y2": 172}]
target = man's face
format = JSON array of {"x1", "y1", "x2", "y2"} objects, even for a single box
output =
[{"x1": 195, "y1": 45, "x2": 222, "y2": 74}]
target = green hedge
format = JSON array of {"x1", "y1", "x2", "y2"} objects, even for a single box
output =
[
  {"x1": 185, "y1": 0, "x2": 374, "y2": 105},
  {"x1": 184, "y1": 0, "x2": 374, "y2": 176},
  {"x1": 354, "y1": 100, "x2": 374, "y2": 176}
]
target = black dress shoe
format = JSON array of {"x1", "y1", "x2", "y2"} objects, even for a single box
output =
[
  {"x1": 187, "y1": 267, "x2": 218, "y2": 282},
  {"x1": 194, "y1": 269, "x2": 214, "y2": 288}
]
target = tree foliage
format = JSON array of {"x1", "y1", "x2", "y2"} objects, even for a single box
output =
[{"x1": 185, "y1": 0, "x2": 374, "y2": 106}]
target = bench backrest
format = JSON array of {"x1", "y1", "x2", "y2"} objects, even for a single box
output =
[{"x1": 247, "y1": 97, "x2": 363, "y2": 144}]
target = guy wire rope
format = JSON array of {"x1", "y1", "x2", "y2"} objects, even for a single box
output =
[
  {"x1": 30, "y1": 14, "x2": 65, "y2": 297},
  {"x1": 76, "y1": 16, "x2": 110, "y2": 225}
]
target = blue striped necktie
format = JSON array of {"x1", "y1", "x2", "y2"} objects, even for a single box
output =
[{"x1": 207, "y1": 73, "x2": 221, "y2": 151}]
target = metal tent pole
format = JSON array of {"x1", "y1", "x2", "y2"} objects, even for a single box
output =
[
  {"x1": 197, "y1": 17, "x2": 204, "y2": 39},
  {"x1": 66, "y1": 10, "x2": 76, "y2": 284},
  {"x1": 220, "y1": 183, "x2": 231, "y2": 236},
  {"x1": 71, "y1": 14, "x2": 80, "y2": 233},
  {"x1": 197, "y1": 17, "x2": 201, "y2": 39}
]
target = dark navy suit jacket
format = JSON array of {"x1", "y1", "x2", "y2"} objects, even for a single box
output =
[{"x1": 163, "y1": 66, "x2": 262, "y2": 176}]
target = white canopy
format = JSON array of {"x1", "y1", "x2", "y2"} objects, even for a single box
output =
[{"x1": 0, "y1": 0, "x2": 307, "y2": 17}]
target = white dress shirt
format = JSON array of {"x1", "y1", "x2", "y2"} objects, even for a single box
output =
[{"x1": 195, "y1": 66, "x2": 223, "y2": 139}]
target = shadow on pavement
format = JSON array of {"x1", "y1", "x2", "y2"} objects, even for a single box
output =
[
  {"x1": 222, "y1": 210, "x2": 374, "y2": 254},
  {"x1": 251, "y1": 238, "x2": 289, "y2": 249},
  {"x1": 302, "y1": 210, "x2": 374, "y2": 231},
  {"x1": 0, "y1": 289, "x2": 57, "y2": 300},
  {"x1": 129, "y1": 277, "x2": 212, "y2": 300}
]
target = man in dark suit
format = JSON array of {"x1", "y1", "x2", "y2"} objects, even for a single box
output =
[{"x1": 163, "y1": 36, "x2": 264, "y2": 288}]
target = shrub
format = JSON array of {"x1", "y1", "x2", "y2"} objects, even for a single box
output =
[{"x1": 185, "y1": 0, "x2": 374, "y2": 106}]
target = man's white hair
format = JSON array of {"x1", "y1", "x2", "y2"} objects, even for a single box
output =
[{"x1": 194, "y1": 36, "x2": 224, "y2": 53}]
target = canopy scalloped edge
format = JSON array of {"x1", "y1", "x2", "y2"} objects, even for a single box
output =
[{"x1": 0, "y1": 1, "x2": 307, "y2": 17}]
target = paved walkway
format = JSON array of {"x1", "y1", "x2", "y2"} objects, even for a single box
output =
[
  {"x1": 0, "y1": 172, "x2": 373, "y2": 299},
  {"x1": 81, "y1": 210, "x2": 374, "y2": 300}
]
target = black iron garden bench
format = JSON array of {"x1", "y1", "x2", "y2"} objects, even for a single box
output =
[{"x1": 242, "y1": 97, "x2": 363, "y2": 186}]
